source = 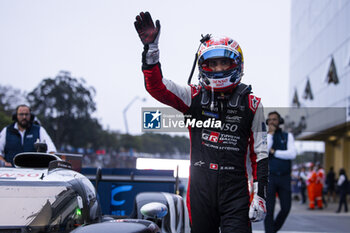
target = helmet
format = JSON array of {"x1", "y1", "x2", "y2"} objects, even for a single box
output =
[{"x1": 198, "y1": 36, "x2": 244, "y2": 92}]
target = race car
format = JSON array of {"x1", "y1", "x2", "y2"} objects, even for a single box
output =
[
  {"x1": 0, "y1": 151, "x2": 188, "y2": 233},
  {"x1": 0, "y1": 152, "x2": 101, "y2": 232}
]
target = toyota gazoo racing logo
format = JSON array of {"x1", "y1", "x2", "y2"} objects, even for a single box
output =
[{"x1": 202, "y1": 130, "x2": 220, "y2": 143}]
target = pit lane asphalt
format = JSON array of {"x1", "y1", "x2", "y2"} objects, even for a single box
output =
[{"x1": 252, "y1": 199, "x2": 350, "y2": 233}]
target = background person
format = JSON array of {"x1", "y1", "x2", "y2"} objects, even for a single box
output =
[
  {"x1": 336, "y1": 168, "x2": 348, "y2": 213},
  {"x1": 134, "y1": 11, "x2": 268, "y2": 233},
  {"x1": 264, "y1": 111, "x2": 297, "y2": 233},
  {"x1": 291, "y1": 165, "x2": 300, "y2": 201},
  {"x1": 326, "y1": 166, "x2": 336, "y2": 203},
  {"x1": 307, "y1": 163, "x2": 318, "y2": 210},
  {"x1": 0, "y1": 104, "x2": 56, "y2": 166},
  {"x1": 298, "y1": 166, "x2": 308, "y2": 204},
  {"x1": 315, "y1": 162, "x2": 325, "y2": 209}
]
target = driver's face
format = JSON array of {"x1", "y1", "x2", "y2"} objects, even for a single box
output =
[
  {"x1": 207, "y1": 58, "x2": 233, "y2": 72},
  {"x1": 17, "y1": 106, "x2": 31, "y2": 129}
]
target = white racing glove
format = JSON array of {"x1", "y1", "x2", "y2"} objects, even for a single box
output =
[{"x1": 249, "y1": 182, "x2": 266, "y2": 222}]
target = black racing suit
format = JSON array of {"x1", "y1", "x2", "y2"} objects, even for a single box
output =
[{"x1": 142, "y1": 62, "x2": 268, "y2": 233}]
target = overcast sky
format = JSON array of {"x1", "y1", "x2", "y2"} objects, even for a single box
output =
[{"x1": 0, "y1": 0, "x2": 291, "y2": 135}]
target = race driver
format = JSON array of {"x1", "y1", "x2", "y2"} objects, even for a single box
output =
[{"x1": 134, "y1": 12, "x2": 268, "y2": 233}]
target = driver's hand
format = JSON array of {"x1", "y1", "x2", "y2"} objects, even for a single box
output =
[
  {"x1": 134, "y1": 12, "x2": 161, "y2": 65},
  {"x1": 249, "y1": 194, "x2": 266, "y2": 222},
  {"x1": 249, "y1": 182, "x2": 267, "y2": 222},
  {"x1": 134, "y1": 12, "x2": 161, "y2": 45}
]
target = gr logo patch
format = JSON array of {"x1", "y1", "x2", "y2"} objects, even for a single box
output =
[
  {"x1": 202, "y1": 130, "x2": 220, "y2": 143},
  {"x1": 208, "y1": 132, "x2": 220, "y2": 142}
]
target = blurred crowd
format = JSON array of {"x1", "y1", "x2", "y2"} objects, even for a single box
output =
[
  {"x1": 291, "y1": 163, "x2": 349, "y2": 213},
  {"x1": 82, "y1": 152, "x2": 136, "y2": 168}
]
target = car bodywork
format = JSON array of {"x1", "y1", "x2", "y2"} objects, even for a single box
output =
[
  {"x1": 0, "y1": 152, "x2": 100, "y2": 233},
  {"x1": 0, "y1": 152, "x2": 188, "y2": 233}
]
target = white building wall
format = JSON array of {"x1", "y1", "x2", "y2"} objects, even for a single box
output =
[{"x1": 290, "y1": 0, "x2": 350, "y2": 112}]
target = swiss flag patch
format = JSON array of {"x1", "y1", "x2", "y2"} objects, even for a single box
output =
[
  {"x1": 248, "y1": 95, "x2": 261, "y2": 113},
  {"x1": 209, "y1": 163, "x2": 218, "y2": 170}
]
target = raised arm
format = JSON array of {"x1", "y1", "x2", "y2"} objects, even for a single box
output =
[{"x1": 134, "y1": 11, "x2": 197, "y2": 113}]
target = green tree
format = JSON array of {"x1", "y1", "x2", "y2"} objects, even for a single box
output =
[
  {"x1": 27, "y1": 71, "x2": 100, "y2": 150},
  {"x1": 99, "y1": 130, "x2": 120, "y2": 152},
  {"x1": 118, "y1": 134, "x2": 141, "y2": 151},
  {"x1": 172, "y1": 135, "x2": 190, "y2": 154},
  {"x1": 0, "y1": 111, "x2": 12, "y2": 130},
  {"x1": 137, "y1": 133, "x2": 189, "y2": 156}
]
